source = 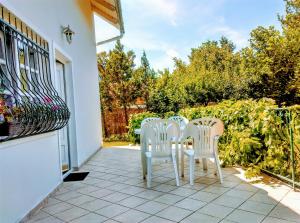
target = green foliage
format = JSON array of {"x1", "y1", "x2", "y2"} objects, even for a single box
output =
[
  {"x1": 145, "y1": 0, "x2": 300, "y2": 113},
  {"x1": 147, "y1": 69, "x2": 185, "y2": 114},
  {"x1": 98, "y1": 40, "x2": 137, "y2": 125},
  {"x1": 129, "y1": 99, "x2": 300, "y2": 180},
  {"x1": 103, "y1": 134, "x2": 129, "y2": 142},
  {"x1": 128, "y1": 112, "x2": 159, "y2": 143},
  {"x1": 132, "y1": 51, "x2": 156, "y2": 108}
]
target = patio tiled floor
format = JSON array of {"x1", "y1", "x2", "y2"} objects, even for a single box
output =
[{"x1": 26, "y1": 147, "x2": 300, "y2": 223}]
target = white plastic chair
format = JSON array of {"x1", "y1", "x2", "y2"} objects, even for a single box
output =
[
  {"x1": 140, "y1": 117, "x2": 161, "y2": 178},
  {"x1": 142, "y1": 119, "x2": 180, "y2": 187},
  {"x1": 168, "y1": 116, "x2": 189, "y2": 139},
  {"x1": 168, "y1": 116, "x2": 189, "y2": 129},
  {"x1": 141, "y1": 117, "x2": 161, "y2": 128},
  {"x1": 181, "y1": 118, "x2": 224, "y2": 185}
]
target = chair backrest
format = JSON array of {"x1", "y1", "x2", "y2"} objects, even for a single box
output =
[
  {"x1": 182, "y1": 118, "x2": 224, "y2": 157},
  {"x1": 141, "y1": 119, "x2": 179, "y2": 156},
  {"x1": 190, "y1": 118, "x2": 224, "y2": 137},
  {"x1": 168, "y1": 116, "x2": 189, "y2": 129},
  {"x1": 141, "y1": 117, "x2": 161, "y2": 128}
]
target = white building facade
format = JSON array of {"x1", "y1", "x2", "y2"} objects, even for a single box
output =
[{"x1": 0, "y1": 1, "x2": 123, "y2": 222}]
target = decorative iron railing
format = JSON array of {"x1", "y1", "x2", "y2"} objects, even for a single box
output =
[{"x1": 0, "y1": 7, "x2": 70, "y2": 142}]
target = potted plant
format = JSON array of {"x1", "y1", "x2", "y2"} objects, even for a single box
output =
[{"x1": 0, "y1": 94, "x2": 11, "y2": 136}]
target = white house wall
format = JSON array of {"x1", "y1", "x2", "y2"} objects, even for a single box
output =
[
  {"x1": 0, "y1": 134, "x2": 61, "y2": 223},
  {"x1": 0, "y1": 0, "x2": 102, "y2": 222}
]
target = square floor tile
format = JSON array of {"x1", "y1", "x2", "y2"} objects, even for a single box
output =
[
  {"x1": 70, "y1": 213, "x2": 107, "y2": 223},
  {"x1": 120, "y1": 186, "x2": 146, "y2": 195},
  {"x1": 202, "y1": 185, "x2": 230, "y2": 195},
  {"x1": 118, "y1": 196, "x2": 148, "y2": 208},
  {"x1": 79, "y1": 199, "x2": 111, "y2": 211},
  {"x1": 77, "y1": 185, "x2": 100, "y2": 194},
  {"x1": 67, "y1": 195, "x2": 96, "y2": 206},
  {"x1": 42, "y1": 202, "x2": 73, "y2": 215},
  {"x1": 141, "y1": 216, "x2": 175, "y2": 223},
  {"x1": 225, "y1": 209, "x2": 265, "y2": 223},
  {"x1": 109, "y1": 183, "x2": 129, "y2": 191},
  {"x1": 153, "y1": 184, "x2": 177, "y2": 192},
  {"x1": 262, "y1": 216, "x2": 296, "y2": 223},
  {"x1": 113, "y1": 209, "x2": 150, "y2": 223},
  {"x1": 175, "y1": 198, "x2": 206, "y2": 211},
  {"x1": 103, "y1": 220, "x2": 119, "y2": 223},
  {"x1": 27, "y1": 216, "x2": 65, "y2": 223},
  {"x1": 269, "y1": 204, "x2": 300, "y2": 222},
  {"x1": 55, "y1": 191, "x2": 81, "y2": 201},
  {"x1": 136, "y1": 190, "x2": 163, "y2": 200},
  {"x1": 44, "y1": 198, "x2": 61, "y2": 208},
  {"x1": 152, "y1": 176, "x2": 173, "y2": 183},
  {"x1": 154, "y1": 193, "x2": 184, "y2": 205},
  {"x1": 225, "y1": 189, "x2": 254, "y2": 199},
  {"x1": 94, "y1": 180, "x2": 116, "y2": 188},
  {"x1": 170, "y1": 188, "x2": 197, "y2": 197},
  {"x1": 95, "y1": 204, "x2": 129, "y2": 218},
  {"x1": 181, "y1": 212, "x2": 221, "y2": 223},
  {"x1": 239, "y1": 200, "x2": 274, "y2": 215},
  {"x1": 189, "y1": 191, "x2": 220, "y2": 202},
  {"x1": 136, "y1": 200, "x2": 168, "y2": 214},
  {"x1": 212, "y1": 194, "x2": 246, "y2": 208},
  {"x1": 249, "y1": 193, "x2": 279, "y2": 205},
  {"x1": 156, "y1": 206, "x2": 192, "y2": 222},
  {"x1": 235, "y1": 183, "x2": 259, "y2": 192},
  {"x1": 197, "y1": 203, "x2": 234, "y2": 218},
  {"x1": 89, "y1": 189, "x2": 114, "y2": 199},
  {"x1": 27, "y1": 211, "x2": 51, "y2": 222},
  {"x1": 102, "y1": 192, "x2": 130, "y2": 203},
  {"x1": 54, "y1": 206, "x2": 89, "y2": 222},
  {"x1": 182, "y1": 183, "x2": 207, "y2": 191}
]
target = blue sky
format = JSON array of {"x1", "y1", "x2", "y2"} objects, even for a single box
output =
[{"x1": 95, "y1": 0, "x2": 285, "y2": 71}]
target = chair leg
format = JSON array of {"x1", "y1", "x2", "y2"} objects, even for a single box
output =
[
  {"x1": 141, "y1": 140, "x2": 147, "y2": 179},
  {"x1": 215, "y1": 156, "x2": 223, "y2": 184},
  {"x1": 189, "y1": 155, "x2": 195, "y2": 185},
  {"x1": 202, "y1": 158, "x2": 208, "y2": 171},
  {"x1": 142, "y1": 153, "x2": 147, "y2": 179},
  {"x1": 181, "y1": 144, "x2": 185, "y2": 177},
  {"x1": 176, "y1": 147, "x2": 180, "y2": 176},
  {"x1": 172, "y1": 153, "x2": 180, "y2": 186},
  {"x1": 147, "y1": 157, "x2": 152, "y2": 188}
]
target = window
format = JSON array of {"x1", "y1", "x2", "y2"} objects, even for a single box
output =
[{"x1": 0, "y1": 5, "x2": 70, "y2": 141}]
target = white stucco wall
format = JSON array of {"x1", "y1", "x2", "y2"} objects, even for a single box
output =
[
  {"x1": 0, "y1": 134, "x2": 61, "y2": 223},
  {"x1": 0, "y1": 0, "x2": 102, "y2": 222}
]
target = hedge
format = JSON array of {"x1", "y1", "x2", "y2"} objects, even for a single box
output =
[{"x1": 128, "y1": 98, "x2": 300, "y2": 179}]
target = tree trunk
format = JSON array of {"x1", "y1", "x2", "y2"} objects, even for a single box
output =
[
  {"x1": 123, "y1": 105, "x2": 129, "y2": 126},
  {"x1": 101, "y1": 106, "x2": 108, "y2": 138}
]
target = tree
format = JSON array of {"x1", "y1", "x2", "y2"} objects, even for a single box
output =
[
  {"x1": 132, "y1": 51, "x2": 156, "y2": 108},
  {"x1": 98, "y1": 40, "x2": 137, "y2": 125}
]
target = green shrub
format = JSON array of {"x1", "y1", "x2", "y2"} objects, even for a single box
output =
[
  {"x1": 104, "y1": 134, "x2": 129, "y2": 142},
  {"x1": 128, "y1": 99, "x2": 300, "y2": 180},
  {"x1": 128, "y1": 112, "x2": 159, "y2": 143}
]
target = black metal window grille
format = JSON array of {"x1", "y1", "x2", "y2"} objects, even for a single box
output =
[{"x1": 0, "y1": 6, "x2": 70, "y2": 142}]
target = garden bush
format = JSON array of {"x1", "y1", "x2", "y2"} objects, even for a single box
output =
[
  {"x1": 128, "y1": 112, "x2": 160, "y2": 143},
  {"x1": 128, "y1": 98, "x2": 300, "y2": 180}
]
